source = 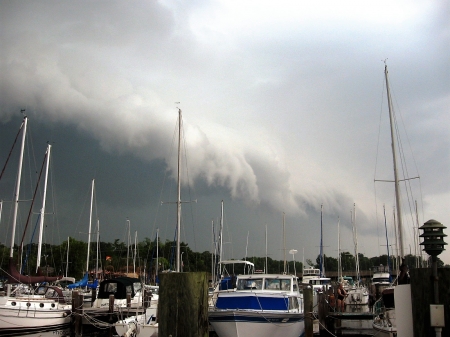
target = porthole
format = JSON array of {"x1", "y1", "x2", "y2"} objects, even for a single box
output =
[
  {"x1": 11, "y1": 302, "x2": 16, "y2": 306},
  {"x1": 51, "y1": 303, "x2": 55, "y2": 308},
  {"x1": 40, "y1": 303, "x2": 44, "y2": 308},
  {"x1": 26, "y1": 302, "x2": 31, "y2": 307}
]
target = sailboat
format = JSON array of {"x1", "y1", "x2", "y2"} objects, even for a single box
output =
[
  {"x1": 372, "y1": 64, "x2": 414, "y2": 337},
  {"x1": 115, "y1": 107, "x2": 191, "y2": 337},
  {"x1": 345, "y1": 204, "x2": 369, "y2": 306},
  {"x1": 0, "y1": 116, "x2": 72, "y2": 335},
  {"x1": 301, "y1": 205, "x2": 331, "y2": 309}
]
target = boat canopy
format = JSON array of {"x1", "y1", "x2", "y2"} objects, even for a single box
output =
[
  {"x1": 97, "y1": 277, "x2": 142, "y2": 299},
  {"x1": 219, "y1": 260, "x2": 255, "y2": 276}
]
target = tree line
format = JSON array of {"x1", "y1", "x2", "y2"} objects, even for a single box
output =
[{"x1": 0, "y1": 238, "x2": 447, "y2": 283}]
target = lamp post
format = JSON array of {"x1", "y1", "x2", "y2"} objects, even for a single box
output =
[
  {"x1": 289, "y1": 249, "x2": 298, "y2": 276},
  {"x1": 419, "y1": 219, "x2": 447, "y2": 337}
]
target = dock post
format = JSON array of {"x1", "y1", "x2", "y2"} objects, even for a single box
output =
[
  {"x1": 91, "y1": 286, "x2": 96, "y2": 307},
  {"x1": 71, "y1": 290, "x2": 82, "y2": 337},
  {"x1": 108, "y1": 294, "x2": 114, "y2": 337},
  {"x1": 304, "y1": 286, "x2": 313, "y2": 337},
  {"x1": 159, "y1": 272, "x2": 208, "y2": 337}
]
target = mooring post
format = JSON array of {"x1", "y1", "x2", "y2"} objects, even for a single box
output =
[
  {"x1": 159, "y1": 272, "x2": 208, "y2": 337},
  {"x1": 109, "y1": 294, "x2": 115, "y2": 337},
  {"x1": 304, "y1": 286, "x2": 313, "y2": 337},
  {"x1": 91, "y1": 286, "x2": 96, "y2": 307}
]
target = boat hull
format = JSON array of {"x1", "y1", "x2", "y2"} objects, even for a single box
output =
[
  {"x1": 0, "y1": 306, "x2": 70, "y2": 336},
  {"x1": 209, "y1": 310, "x2": 304, "y2": 337}
]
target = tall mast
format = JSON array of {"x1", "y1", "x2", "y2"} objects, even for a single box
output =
[
  {"x1": 10, "y1": 116, "x2": 27, "y2": 258},
  {"x1": 337, "y1": 217, "x2": 341, "y2": 282},
  {"x1": 320, "y1": 204, "x2": 324, "y2": 277},
  {"x1": 96, "y1": 219, "x2": 100, "y2": 278},
  {"x1": 126, "y1": 219, "x2": 130, "y2": 274},
  {"x1": 384, "y1": 64, "x2": 404, "y2": 259},
  {"x1": 86, "y1": 179, "x2": 94, "y2": 273},
  {"x1": 66, "y1": 237, "x2": 70, "y2": 277},
  {"x1": 219, "y1": 200, "x2": 224, "y2": 265},
  {"x1": 211, "y1": 220, "x2": 215, "y2": 285},
  {"x1": 283, "y1": 212, "x2": 286, "y2": 274},
  {"x1": 265, "y1": 224, "x2": 268, "y2": 273},
  {"x1": 352, "y1": 203, "x2": 360, "y2": 284},
  {"x1": 176, "y1": 108, "x2": 182, "y2": 272},
  {"x1": 36, "y1": 144, "x2": 51, "y2": 272},
  {"x1": 133, "y1": 230, "x2": 137, "y2": 274},
  {"x1": 156, "y1": 228, "x2": 159, "y2": 279}
]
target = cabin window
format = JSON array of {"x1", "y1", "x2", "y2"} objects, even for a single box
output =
[
  {"x1": 264, "y1": 278, "x2": 291, "y2": 291},
  {"x1": 45, "y1": 289, "x2": 57, "y2": 298},
  {"x1": 105, "y1": 283, "x2": 117, "y2": 293},
  {"x1": 126, "y1": 285, "x2": 132, "y2": 294},
  {"x1": 237, "y1": 278, "x2": 263, "y2": 290},
  {"x1": 133, "y1": 282, "x2": 142, "y2": 293}
]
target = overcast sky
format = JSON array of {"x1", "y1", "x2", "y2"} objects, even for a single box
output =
[{"x1": 1, "y1": 0, "x2": 449, "y2": 267}]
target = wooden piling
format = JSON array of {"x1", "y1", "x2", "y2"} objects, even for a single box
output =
[
  {"x1": 303, "y1": 286, "x2": 313, "y2": 337},
  {"x1": 71, "y1": 290, "x2": 82, "y2": 337},
  {"x1": 108, "y1": 294, "x2": 114, "y2": 337},
  {"x1": 90, "y1": 286, "x2": 96, "y2": 307},
  {"x1": 159, "y1": 272, "x2": 208, "y2": 337}
]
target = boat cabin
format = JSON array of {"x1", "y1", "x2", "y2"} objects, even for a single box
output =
[{"x1": 97, "y1": 277, "x2": 142, "y2": 300}]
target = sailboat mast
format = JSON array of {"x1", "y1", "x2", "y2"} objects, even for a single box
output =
[
  {"x1": 66, "y1": 237, "x2": 70, "y2": 277},
  {"x1": 156, "y1": 228, "x2": 159, "y2": 279},
  {"x1": 10, "y1": 116, "x2": 27, "y2": 258},
  {"x1": 126, "y1": 219, "x2": 130, "y2": 274},
  {"x1": 337, "y1": 217, "x2": 341, "y2": 282},
  {"x1": 133, "y1": 230, "x2": 137, "y2": 274},
  {"x1": 176, "y1": 108, "x2": 182, "y2": 272},
  {"x1": 320, "y1": 204, "x2": 324, "y2": 277},
  {"x1": 265, "y1": 224, "x2": 268, "y2": 273},
  {"x1": 384, "y1": 64, "x2": 404, "y2": 259},
  {"x1": 36, "y1": 144, "x2": 51, "y2": 272},
  {"x1": 352, "y1": 203, "x2": 360, "y2": 283},
  {"x1": 219, "y1": 200, "x2": 224, "y2": 265},
  {"x1": 283, "y1": 212, "x2": 286, "y2": 274},
  {"x1": 96, "y1": 220, "x2": 100, "y2": 278},
  {"x1": 86, "y1": 179, "x2": 94, "y2": 273}
]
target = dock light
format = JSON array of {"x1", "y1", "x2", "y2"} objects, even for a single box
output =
[
  {"x1": 419, "y1": 219, "x2": 447, "y2": 257},
  {"x1": 419, "y1": 219, "x2": 447, "y2": 337}
]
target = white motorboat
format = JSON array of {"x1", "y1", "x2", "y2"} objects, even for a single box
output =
[{"x1": 209, "y1": 273, "x2": 304, "y2": 337}]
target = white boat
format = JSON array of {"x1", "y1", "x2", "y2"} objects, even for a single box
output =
[
  {"x1": 209, "y1": 273, "x2": 304, "y2": 337},
  {"x1": 114, "y1": 286, "x2": 159, "y2": 337},
  {"x1": 0, "y1": 284, "x2": 71, "y2": 335},
  {"x1": 345, "y1": 204, "x2": 369, "y2": 306},
  {"x1": 90, "y1": 277, "x2": 144, "y2": 310},
  {"x1": 0, "y1": 116, "x2": 72, "y2": 335},
  {"x1": 345, "y1": 284, "x2": 369, "y2": 305},
  {"x1": 372, "y1": 64, "x2": 414, "y2": 337}
]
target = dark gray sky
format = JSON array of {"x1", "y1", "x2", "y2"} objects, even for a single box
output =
[{"x1": 1, "y1": 0, "x2": 449, "y2": 265}]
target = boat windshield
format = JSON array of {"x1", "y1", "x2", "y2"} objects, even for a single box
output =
[
  {"x1": 373, "y1": 277, "x2": 390, "y2": 283},
  {"x1": 264, "y1": 278, "x2": 291, "y2": 291},
  {"x1": 237, "y1": 278, "x2": 263, "y2": 290}
]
